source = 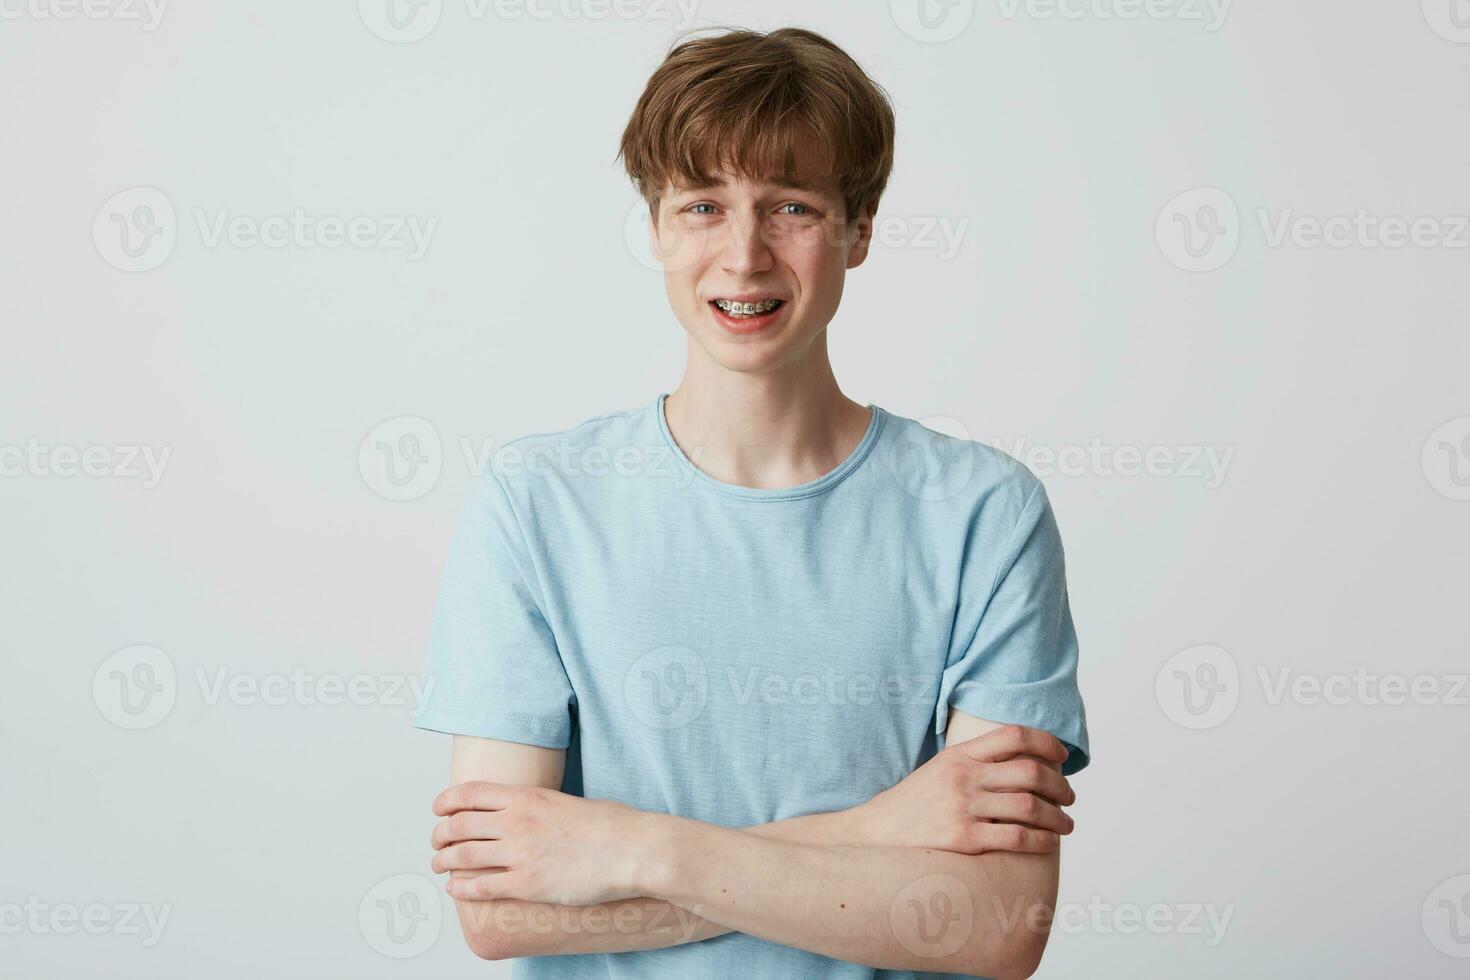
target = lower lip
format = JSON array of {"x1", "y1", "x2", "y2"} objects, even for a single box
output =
[{"x1": 708, "y1": 301, "x2": 787, "y2": 335}]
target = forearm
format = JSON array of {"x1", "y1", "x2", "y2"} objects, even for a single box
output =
[
  {"x1": 451, "y1": 888, "x2": 723, "y2": 958},
  {"x1": 455, "y1": 805, "x2": 875, "y2": 959},
  {"x1": 641, "y1": 817, "x2": 1057, "y2": 979},
  {"x1": 439, "y1": 723, "x2": 1074, "y2": 966}
]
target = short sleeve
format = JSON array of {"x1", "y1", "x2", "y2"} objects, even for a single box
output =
[
  {"x1": 411, "y1": 470, "x2": 575, "y2": 748},
  {"x1": 935, "y1": 479, "x2": 1091, "y2": 775}
]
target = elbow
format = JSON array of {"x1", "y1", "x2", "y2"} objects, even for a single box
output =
[
  {"x1": 464, "y1": 925, "x2": 512, "y2": 961},
  {"x1": 454, "y1": 901, "x2": 520, "y2": 962},
  {"x1": 950, "y1": 920, "x2": 1048, "y2": 980},
  {"x1": 987, "y1": 930, "x2": 1049, "y2": 980}
]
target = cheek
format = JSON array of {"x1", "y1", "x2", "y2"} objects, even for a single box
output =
[
  {"x1": 660, "y1": 252, "x2": 701, "y2": 307},
  {"x1": 789, "y1": 249, "x2": 847, "y2": 305},
  {"x1": 654, "y1": 219, "x2": 717, "y2": 277}
]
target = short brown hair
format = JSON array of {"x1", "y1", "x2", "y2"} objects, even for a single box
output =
[{"x1": 616, "y1": 27, "x2": 896, "y2": 223}]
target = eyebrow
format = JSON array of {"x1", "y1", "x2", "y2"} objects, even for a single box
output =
[{"x1": 670, "y1": 176, "x2": 831, "y2": 196}]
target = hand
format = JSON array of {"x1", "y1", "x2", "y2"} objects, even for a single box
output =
[
  {"x1": 857, "y1": 724, "x2": 1076, "y2": 855},
  {"x1": 430, "y1": 782, "x2": 654, "y2": 906}
]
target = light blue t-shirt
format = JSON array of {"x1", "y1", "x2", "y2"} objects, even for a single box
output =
[{"x1": 413, "y1": 392, "x2": 1089, "y2": 980}]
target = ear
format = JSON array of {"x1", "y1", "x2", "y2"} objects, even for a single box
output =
[{"x1": 846, "y1": 203, "x2": 876, "y2": 270}]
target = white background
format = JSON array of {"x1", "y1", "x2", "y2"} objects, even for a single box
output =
[{"x1": 2, "y1": 1, "x2": 1468, "y2": 977}]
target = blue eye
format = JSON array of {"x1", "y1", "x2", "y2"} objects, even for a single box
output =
[
  {"x1": 780, "y1": 202, "x2": 810, "y2": 216},
  {"x1": 688, "y1": 203, "x2": 717, "y2": 215}
]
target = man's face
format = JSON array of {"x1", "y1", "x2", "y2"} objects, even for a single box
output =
[{"x1": 649, "y1": 168, "x2": 873, "y2": 374}]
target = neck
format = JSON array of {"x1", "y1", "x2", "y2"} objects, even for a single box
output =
[{"x1": 663, "y1": 336, "x2": 872, "y2": 490}]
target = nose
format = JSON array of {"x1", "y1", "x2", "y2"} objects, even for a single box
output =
[{"x1": 719, "y1": 209, "x2": 774, "y2": 278}]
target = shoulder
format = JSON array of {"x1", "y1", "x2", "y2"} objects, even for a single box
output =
[
  {"x1": 877, "y1": 408, "x2": 1045, "y2": 523},
  {"x1": 475, "y1": 398, "x2": 661, "y2": 508}
]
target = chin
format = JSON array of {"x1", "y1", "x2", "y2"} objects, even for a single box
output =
[{"x1": 689, "y1": 329, "x2": 793, "y2": 373}]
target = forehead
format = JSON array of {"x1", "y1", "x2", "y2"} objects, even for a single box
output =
[{"x1": 664, "y1": 134, "x2": 840, "y2": 199}]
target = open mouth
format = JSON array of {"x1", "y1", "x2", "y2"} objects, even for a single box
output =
[{"x1": 708, "y1": 298, "x2": 787, "y2": 331}]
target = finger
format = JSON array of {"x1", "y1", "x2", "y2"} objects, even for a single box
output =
[
  {"x1": 430, "y1": 810, "x2": 505, "y2": 850},
  {"x1": 971, "y1": 791, "x2": 1075, "y2": 835},
  {"x1": 966, "y1": 821, "x2": 1061, "y2": 855},
  {"x1": 431, "y1": 840, "x2": 512, "y2": 874},
  {"x1": 433, "y1": 781, "x2": 516, "y2": 817},
  {"x1": 956, "y1": 724, "x2": 1068, "y2": 767},
  {"x1": 980, "y1": 757, "x2": 1076, "y2": 806},
  {"x1": 446, "y1": 869, "x2": 518, "y2": 902}
]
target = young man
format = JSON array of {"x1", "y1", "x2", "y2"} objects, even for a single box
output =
[{"x1": 413, "y1": 26, "x2": 1090, "y2": 980}]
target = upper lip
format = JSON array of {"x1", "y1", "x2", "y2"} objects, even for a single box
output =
[{"x1": 709, "y1": 294, "x2": 787, "y2": 303}]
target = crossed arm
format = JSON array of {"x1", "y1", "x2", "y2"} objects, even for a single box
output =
[{"x1": 429, "y1": 711, "x2": 1076, "y2": 979}]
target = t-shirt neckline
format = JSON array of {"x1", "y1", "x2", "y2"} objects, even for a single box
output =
[{"x1": 654, "y1": 392, "x2": 886, "y2": 501}]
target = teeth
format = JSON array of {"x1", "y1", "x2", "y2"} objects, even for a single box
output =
[{"x1": 715, "y1": 299, "x2": 782, "y2": 315}]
